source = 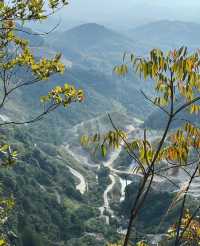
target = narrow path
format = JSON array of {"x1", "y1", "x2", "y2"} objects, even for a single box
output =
[
  {"x1": 67, "y1": 165, "x2": 87, "y2": 194},
  {"x1": 65, "y1": 144, "x2": 99, "y2": 169},
  {"x1": 99, "y1": 174, "x2": 116, "y2": 224},
  {"x1": 57, "y1": 156, "x2": 87, "y2": 194},
  {"x1": 55, "y1": 190, "x2": 61, "y2": 204},
  {"x1": 37, "y1": 182, "x2": 47, "y2": 192},
  {"x1": 99, "y1": 125, "x2": 138, "y2": 222},
  {"x1": 119, "y1": 178, "x2": 132, "y2": 202}
]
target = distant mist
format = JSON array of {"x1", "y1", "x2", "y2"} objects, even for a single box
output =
[{"x1": 29, "y1": 0, "x2": 200, "y2": 32}]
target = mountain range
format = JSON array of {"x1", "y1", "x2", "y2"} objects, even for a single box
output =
[{"x1": 129, "y1": 20, "x2": 200, "y2": 50}]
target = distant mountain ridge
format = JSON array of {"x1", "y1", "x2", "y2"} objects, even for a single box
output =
[
  {"x1": 62, "y1": 23, "x2": 133, "y2": 48},
  {"x1": 66, "y1": 23, "x2": 123, "y2": 40},
  {"x1": 130, "y1": 20, "x2": 200, "y2": 50},
  {"x1": 48, "y1": 23, "x2": 142, "y2": 60}
]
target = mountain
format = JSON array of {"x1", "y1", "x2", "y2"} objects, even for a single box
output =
[
  {"x1": 16, "y1": 24, "x2": 44, "y2": 47},
  {"x1": 144, "y1": 108, "x2": 200, "y2": 130},
  {"x1": 44, "y1": 23, "x2": 153, "y2": 120},
  {"x1": 55, "y1": 23, "x2": 135, "y2": 51},
  {"x1": 48, "y1": 23, "x2": 146, "y2": 73},
  {"x1": 144, "y1": 98, "x2": 200, "y2": 130},
  {"x1": 58, "y1": 66, "x2": 152, "y2": 118},
  {"x1": 129, "y1": 20, "x2": 200, "y2": 50}
]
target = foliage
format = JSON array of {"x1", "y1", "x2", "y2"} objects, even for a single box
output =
[
  {"x1": 40, "y1": 83, "x2": 84, "y2": 108},
  {"x1": 81, "y1": 130, "x2": 127, "y2": 157},
  {"x1": 107, "y1": 240, "x2": 149, "y2": 246},
  {"x1": 0, "y1": 196, "x2": 14, "y2": 246},
  {"x1": 0, "y1": 0, "x2": 68, "y2": 21},
  {"x1": 0, "y1": 144, "x2": 17, "y2": 167},
  {"x1": 0, "y1": 0, "x2": 84, "y2": 171},
  {"x1": 0, "y1": 0, "x2": 85, "y2": 244},
  {"x1": 168, "y1": 210, "x2": 200, "y2": 245},
  {"x1": 114, "y1": 48, "x2": 200, "y2": 167}
]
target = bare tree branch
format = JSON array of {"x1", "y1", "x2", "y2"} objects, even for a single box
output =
[{"x1": 140, "y1": 90, "x2": 170, "y2": 116}]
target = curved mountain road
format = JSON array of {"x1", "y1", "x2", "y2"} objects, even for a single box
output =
[{"x1": 67, "y1": 165, "x2": 87, "y2": 194}]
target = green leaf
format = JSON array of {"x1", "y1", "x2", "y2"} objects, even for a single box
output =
[{"x1": 101, "y1": 145, "x2": 107, "y2": 157}]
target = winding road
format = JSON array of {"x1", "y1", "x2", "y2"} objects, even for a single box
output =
[
  {"x1": 57, "y1": 155, "x2": 88, "y2": 195},
  {"x1": 65, "y1": 144, "x2": 99, "y2": 169},
  {"x1": 119, "y1": 178, "x2": 132, "y2": 202},
  {"x1": 67, "y1": 165, "x2": 87, "y2": 194},
  {"x1": 60, "y1": 116, "x2": 200, "y2": 244},
  {"x1": 99, "y1": 174, "x2": 116, "y2": 224},
  {"x1": 63, "y1": 120, "x2": 165, "y2": 225}
]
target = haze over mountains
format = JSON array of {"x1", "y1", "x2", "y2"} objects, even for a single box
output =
[
  {"x1": 49, "y1": 20, "x2": 200, "y2": 63},
  {"x1": 19, "y1": 19, "x2": 200, "y2": 157},
  {"x1": 130, "y1": 20, "x2": 200, "y2": 50},
  {"x1": 29, "y1": 0, "x2": 200, "y2": 31},
  {"x1": 43, "y1": 19, "x2": 200, "y2": 124}
]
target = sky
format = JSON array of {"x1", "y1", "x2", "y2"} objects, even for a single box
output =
[
  {"x1": 34, "y1": 0, "x2": 200, "y2": 31},
  {"x1": 56, "y1": 0, "x2": 200, "y2": 29}
]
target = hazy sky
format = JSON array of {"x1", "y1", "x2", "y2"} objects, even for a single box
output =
[
  {"x1": 56, "y1": 0, "x2": 200, "y2": 28},
  {"x1": 35, "y1": 0, "x2": 200, "y2": 31}
]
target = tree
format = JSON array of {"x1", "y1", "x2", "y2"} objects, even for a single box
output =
[
  {"x1": 0, "y1": 1, "x2": 84, "y2": 244},
  {"x1": 83, "y1": 47, "x2": 200, "y2": 246},
  {"x1": 21, "y1": 228, "x2": 43, "y2": 246},
  {"x1": 168, "y1": 209, "x2": 200, "y2": 245}
]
